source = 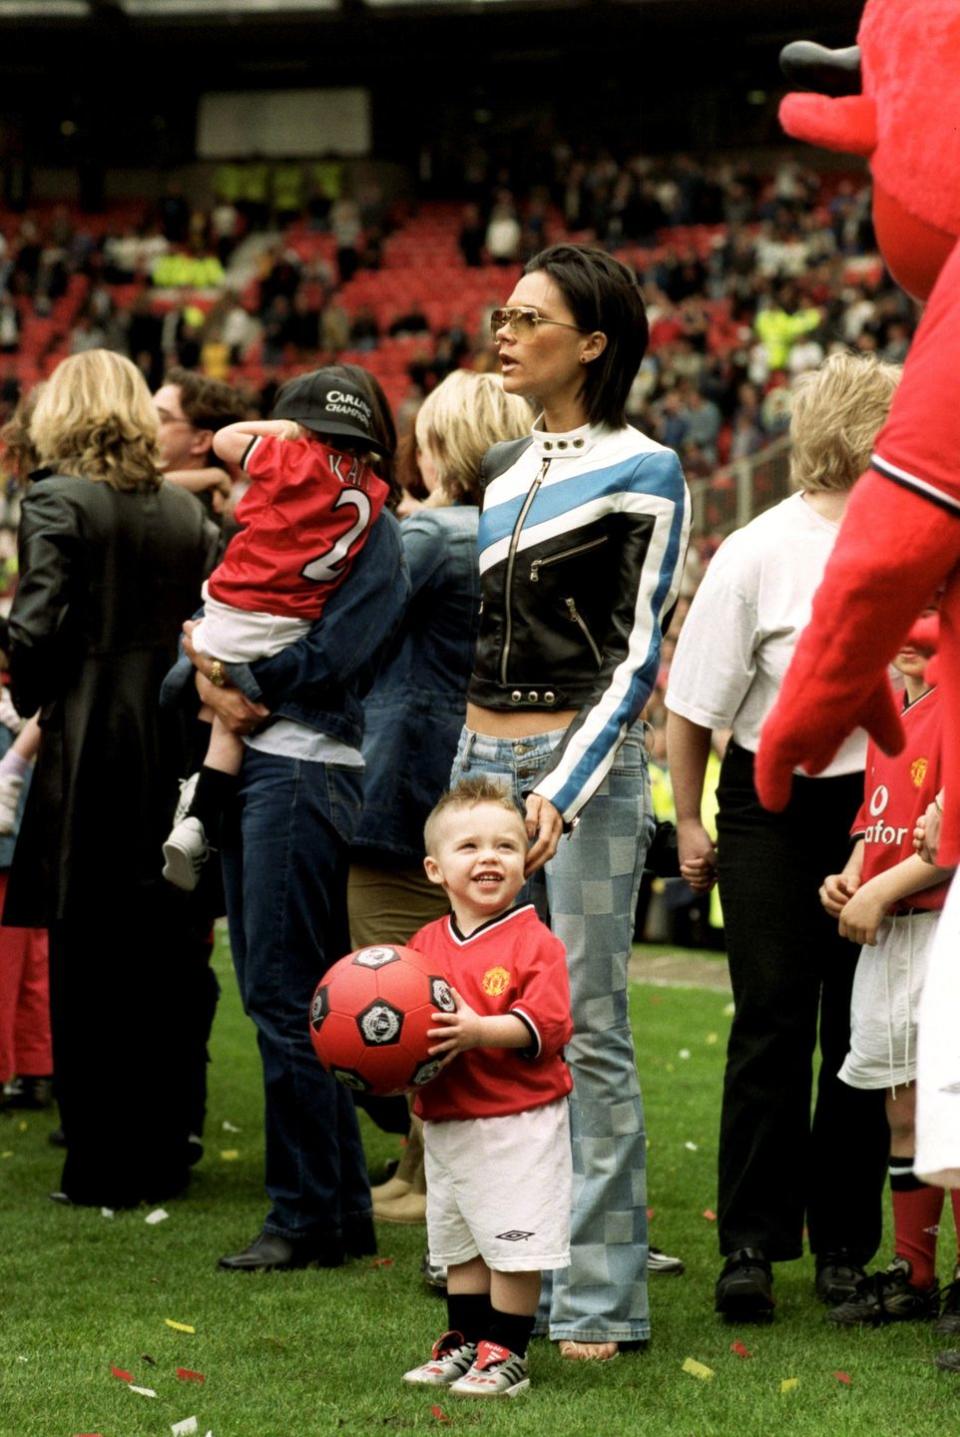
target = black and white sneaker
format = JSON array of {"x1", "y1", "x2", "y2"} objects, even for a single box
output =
[
  {"x1": 828, "y1": 1256, "x2": 939, "y2": 1326},
  {"x1": 449, "y1": 1340, "x2": 529, "y2": 1398},
  {"x1": 162, "y1": 816, "x2": 209, "y2": 892},
  {"x1": 649, "y1": 1245, "x2": 685, "y2": 1276},
  {"x1": 403, "y1": 1331, "x2": 478, "y2": 1387}
]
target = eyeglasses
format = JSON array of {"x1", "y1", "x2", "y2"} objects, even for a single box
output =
[{"x1": 489, "y1": 306, "x2": 587, "y2": 342}]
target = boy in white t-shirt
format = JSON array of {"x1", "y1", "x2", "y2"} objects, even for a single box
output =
[{"x1": 402, "y1": 776, "x2": 573, "y2": 1398}]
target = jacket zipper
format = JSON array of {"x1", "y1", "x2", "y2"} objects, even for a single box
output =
[
  {"x1": 529, "y1": 534, "x2": 607, "y2": 582},
  {"x1": 501, "y1": 460, "x2": 548, "y2": 685},
  {"x1": 565, "y1": 596, "x2": 602, "y2": 669}
]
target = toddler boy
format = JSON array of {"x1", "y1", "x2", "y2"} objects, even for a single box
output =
[
  {"x1": 402, "y1": 775, "x2": 573, "y2": 1398},
  {"x1": 161, "y1": 370, "x2": 389, "y2": 890}
]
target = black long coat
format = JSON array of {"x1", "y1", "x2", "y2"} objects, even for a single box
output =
[{"x1": 5, "y1": 472, "x2": 218, "y2": 927}]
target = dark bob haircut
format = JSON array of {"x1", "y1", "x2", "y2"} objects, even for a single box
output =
[{"x1": 522, "y1": 244, "x2": 649, "y2": 430}]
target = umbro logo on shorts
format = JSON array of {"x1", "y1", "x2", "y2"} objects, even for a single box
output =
[{"x1": 495, "y1": 1230, "x2": 535, "y2": 1241}]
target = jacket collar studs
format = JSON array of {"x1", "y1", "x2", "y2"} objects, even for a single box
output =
[{"x1": 531, "y1": 419, "x2": 598, "y2": 459}]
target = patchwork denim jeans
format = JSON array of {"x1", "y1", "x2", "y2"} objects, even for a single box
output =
[{"x1": 451, "y1": 723, "x2": 654, "y2": 1342}]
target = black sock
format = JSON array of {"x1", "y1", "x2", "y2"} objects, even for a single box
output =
[
  {"x1": 446, "y1": 1292, "x2": 494, "y2": 1345},
  {"x1": 485, "y1": 1308, "x2": 535, "y2": 1357},
  {"x1": 188, "y1": 766, "x2": 238, "y2": 843}
]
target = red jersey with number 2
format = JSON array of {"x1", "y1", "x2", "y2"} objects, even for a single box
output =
[{"x1": 206, "y1": 434, "x2": 389, "y2": 619}]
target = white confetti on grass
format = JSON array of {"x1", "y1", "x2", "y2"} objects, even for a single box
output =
[
  {"x1": 129, "y1": 1385, "x2": 158, "y2": 1398},
  {"x1": 172, "y1": 1418, "x2": 199, "y2": 1436},
  {"x1": 678, "y1": 1049, "x2": 691, "y2": 1060},
  {"x1": 684, "y1": 1141, "x2": 699, "y2": 1152},
  {"x1": 222, "y1": 1120, "x2": 241, "y2": 1133},
  {"x1": 145, "y1": 1209, "x2": 169, "y2": 1225},
  {"x1": 101, "y1": 1207, "x2": 115, "y2": 1219}
]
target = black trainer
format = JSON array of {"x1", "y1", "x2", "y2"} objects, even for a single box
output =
[
  {"x1": 715, "y1": 1248, "x2": 775, "y2": 1321},
  {"x1": 828, "y1": 1256, "x2": 940, "y2": 1326},
  {"x1": 815, "y1": 1250, "x2": 867, "y2": 1306},
  {"x1": 936, "y1": 1267, "x2": 960, "y2": 1337}
]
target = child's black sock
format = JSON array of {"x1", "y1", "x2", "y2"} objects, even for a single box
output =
[
  {"x1": 485, "y1": 1309, "x2": 535, "y2": 1358},
  {"x1": 188, "y1": 766, "x2": 238, "y2": 843},
  {"x1": 446, "y1": 1292, "x2": 494, "y2": 1345}
]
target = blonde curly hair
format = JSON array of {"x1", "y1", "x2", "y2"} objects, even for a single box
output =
[
  {"x1": 790, "y1": 350, "x2": 901, "y2": 494},
  {"x1": 415, "y1": 371, "x2": 531, "y2": 505},
  {"x1": 30, "y1": 350, "x2": 162, "y2": 491}
]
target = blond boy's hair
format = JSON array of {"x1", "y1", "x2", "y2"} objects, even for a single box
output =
[
  {"x1": 424, "y1": 775, "x2": 525, "y2": 855},
  {"x1": 414, "y1": 371, "x2": 531, "y2": 505},
  {"x1": 790, "y1": 349, "x2": 901, "y2": 494},
  {"x1": 30, "y1": 349, "x2": 162, "y2": 492}
]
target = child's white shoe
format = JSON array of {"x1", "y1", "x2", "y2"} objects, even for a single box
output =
[
  {"x1": 448, "y1": 1340, "x2": 529, "y2": 1397},
  {"x1": 173, "y1": 771, "x2": 200, "y2": 826},
  {"x1": 0, "y1": 773, "x2": 24, "y2": 835},
  {"x1": 403, "y1": 1331, "x2": 478, "y2": 1387},
  {"x1": 162, "y1": 816, "x2": 209, "y2": 892}
]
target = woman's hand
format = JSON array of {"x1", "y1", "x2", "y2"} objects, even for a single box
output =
[
  {"x1": 819, "y1": 870, "x2": 861, "y2": 917},
  {"x1": 427, "y1": 987, "x2": 483, "y2": 1062},
  {"x1": 839, "y1": 879, "x2": 890, "y2": 946},
  {"x1": 524, "y1": 793, "x2": 564, "y2": 874},
  {"x1": 195, "y1": 673, "x2": 269, "y2": 735},
  {"x1": 677, "y1": 817, "x2": 717, "y2": 892}
]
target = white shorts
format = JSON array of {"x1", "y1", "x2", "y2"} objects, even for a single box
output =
[
  {"x1": 191, "y1": 583, "x2": 312, "y2": 665},
  {"x1": 424, "y1": 1098, "x2": 571, "y2": 1272},
  {"x1": 839, "y1": 909, "x2": 940, "y2": 1091}
]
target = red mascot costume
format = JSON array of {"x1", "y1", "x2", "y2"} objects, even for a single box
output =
[{"x1": 756, "y1": 0, "x2": 960, "y2": 1192}]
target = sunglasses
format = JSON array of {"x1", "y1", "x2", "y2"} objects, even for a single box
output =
[{"x1": 489, "y1": 306, "x2": 588, "y2": 342}]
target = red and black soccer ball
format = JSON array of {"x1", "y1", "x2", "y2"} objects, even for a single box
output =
[{"x1": 309, "y1": 944, "x2": 455, "y2": 1096}]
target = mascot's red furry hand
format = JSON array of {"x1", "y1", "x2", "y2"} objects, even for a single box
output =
[{"x1": 756, "y1": 0, "x2": 960, "y2": 867}]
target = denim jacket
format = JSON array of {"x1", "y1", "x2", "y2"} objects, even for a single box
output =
[
  {"x1": 160, "y1": 511, "x2": 410, "y2": 751},
  {"x1": 351, "y1": 505, "x2": 479, "y2": 864}
]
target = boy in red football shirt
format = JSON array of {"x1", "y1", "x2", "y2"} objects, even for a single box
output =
[
  {"x1": 161, "y1": 370, "x2": 390, "y2": 890},
  {"x1": 819, "y1": 621, "x2": 956, "y2": 1326},
  {"x1": 402, "y1": 776, "x2": 573, "y2": 1398}
]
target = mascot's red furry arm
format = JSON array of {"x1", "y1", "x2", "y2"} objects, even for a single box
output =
[{"x1": 755, "y1": 0, "x2": 960, "y2": 867}]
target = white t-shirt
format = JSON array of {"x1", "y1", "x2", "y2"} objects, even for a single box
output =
[{"x1": 666, "y1": 491, "x2": 867, "y2": 776}]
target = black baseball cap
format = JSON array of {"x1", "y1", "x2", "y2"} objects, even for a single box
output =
[{"x1": 272, "y1": 370, "x2": 389, "y2": 454}]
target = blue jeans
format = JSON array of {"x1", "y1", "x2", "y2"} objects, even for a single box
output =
[
  {"x1": 221, "y1": 749, "x2": 371, "y2": 1242},
  {"x1": 451, "y1": 723, "x2": 654, "y2": 1343}
]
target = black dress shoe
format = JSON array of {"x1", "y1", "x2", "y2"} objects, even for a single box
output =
[
  {"x1": 815, "y1": 1250, "x2": 867, "y2": 1305},
  {"x1": 218, "y1": 1229, "x2": 345, "y2": 1272},
  {"x1": 715, "y1": 1247, "x2": 775, "y2": 1321}
]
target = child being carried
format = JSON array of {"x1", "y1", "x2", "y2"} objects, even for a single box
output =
[{"x1": 162, "y1": 369, "x2": 390, "y2": 891}]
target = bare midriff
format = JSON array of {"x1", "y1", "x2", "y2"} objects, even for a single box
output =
[{"x1": 465, "y1": 701, "x2": 578, "y2": 737}]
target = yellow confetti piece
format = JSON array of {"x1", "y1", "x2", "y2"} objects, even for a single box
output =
[
  {"x1": 1, "y1": 1151, "x2": 13, "y2": 1159},
  {"x1": 706, "y1": 1032, "x2": 719, "y2": 1045},
  {"x1": 220, "y1": 1149, "x2": 240, "y2": 1161},
  {"x1": 165, "y1": 1319, "x2": 196, "y2": 1334},
  {"x1": 682, "y1": 1357, "x2": 715, "y2": 1381},
  {"x1": 17, "y1": 1120, "x2": 27, "y2": 1132},
  {"x1": 780, "y1": 1378, "x2": 799, "y2": 1394}
]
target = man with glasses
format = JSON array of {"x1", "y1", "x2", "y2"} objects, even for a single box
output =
[{"x1": 154, "y1": 367, "x2": 247, "y2": 522}]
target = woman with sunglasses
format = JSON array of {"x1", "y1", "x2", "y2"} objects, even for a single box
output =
[{"x1": 451, "y1": 245, "x2": 690, "y2": 1361}]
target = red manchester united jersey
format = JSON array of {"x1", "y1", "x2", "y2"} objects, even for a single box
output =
[
  {"x1": 411, "y1": 904, "x2": 573, "y2": 1122},
  {"x1": 852, "y1": 685, "x2": 948, "y2": 913},
  {"x1": 206, "y1": 434, "x2": 389, "y2": 619}
]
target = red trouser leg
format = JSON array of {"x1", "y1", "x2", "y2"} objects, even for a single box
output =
[{"x1": 0, "y1": 871, "x2": 51, "y2": 1082}]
